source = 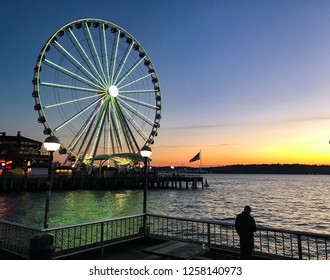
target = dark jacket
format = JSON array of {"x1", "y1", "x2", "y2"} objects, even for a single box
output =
[{"x1": 235, "y1": 211, "x2": 257, "y2": 239}]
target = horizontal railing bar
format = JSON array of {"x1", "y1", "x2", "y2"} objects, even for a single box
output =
[
  {"x1": 0, "y1": 219, "x2": 41, "y2": 231},
  {"x1": 147, "y1": 213, "x2": 233, "y2": 227},
  {"x1": 41, "y1": 213, "x2": 145, "y2": 232},
  {"x1": 147, "y1": 214, "x2": 330, "y2": 239},
  {"x1": 256, "y1": 225, "x2": 330, "y2": 238}
]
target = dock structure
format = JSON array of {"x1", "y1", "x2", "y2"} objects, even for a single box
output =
[{"x1": 0, "y1": 173, "x2": 205, "y2": 193}]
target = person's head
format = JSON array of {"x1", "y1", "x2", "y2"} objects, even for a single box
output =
[{"x1": 244, "y1": 205, "x2": 252, "y2": 214}]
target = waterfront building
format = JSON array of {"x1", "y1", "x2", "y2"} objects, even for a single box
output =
[{"x1": 0, "y1": 131, "x2": 49, "y2": 174}]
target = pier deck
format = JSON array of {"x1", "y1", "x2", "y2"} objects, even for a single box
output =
[
  {"x1": 0, "y1": 173, "x2": 205, "y2": 192},
  {"x1": 60, "y1": 237, "x2": 243, "y2": 260},
  {"x1": 0, "y1": 236, "x2": 253, "y2": 260}
]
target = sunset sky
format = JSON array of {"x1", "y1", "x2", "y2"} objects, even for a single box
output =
[{"x1": 2, "y1": 0, "x2": 330, "y2": 166}]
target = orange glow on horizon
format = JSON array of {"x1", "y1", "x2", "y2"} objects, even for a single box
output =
[
  {"x1": 147, "y1": 117, "x2": 330, "y2": 167},
  {"x1": 149, "y1": 139, "x2": 330, "y2": 167}
]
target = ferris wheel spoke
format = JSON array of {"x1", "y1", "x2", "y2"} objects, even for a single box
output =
[
  {"x1": 118, "y1": 95, "x2": 157, "y2": 110},
  {"x1": 104, "y1": 112, "x2": 110, "y2": 155},
  {"x1": 110, "y1": 31, "x2": 120, "y2": 84},
  {"x1": 82, "y1": 23, "x2": 108, "y2": 84},
  {"x1": 111, "y1": 101, "x2": 139, "y2": 152},
  {"x1": 69, "y1": 102, "x2": 106, "y2": 164},
  {"x1": 107, "y1": 127, "x2": 116, "y2": 155},
  {"x1": 100, "y1": 23, "x2": 110, "y2": 83},
  {"x1": 118, "y1": 117, "x2": 152, "y2": 150},
  {"x1": 53, "y1": 40, "x2": 104, "y2": 87},
  {"x1": 115, "y1": 56, "x2": 145, "y2": 87},
  {"x1": 118, "y1": 73, "x2": 152, "y2": 90},
  {"x1": 109, "y1": 110, "x2": 124, "y2": 153},
  {"x1": 40, "y1": 81, "x2": 101, "y2": 94},
  {"x1": 88, "y1": 104, "x2": 109, "y2": 169},
  {"x1": 113, "y1": 43, "x2": 133, "y2": 85},
  {"x1": 68, "y1": 106, "x2": 99, "y2": 152},
  {"x1": 117, "y1": 99, "x2": 155, "y2": 126},
  {"x1": 43, "y1": 95, "x2": 98, "y2": 109},
  {"x1": 44, "y1": 59, "x2": 100, "y2": 89},
  {"x1": 109, "y1": 102, "x2": 127, "y2": 152},
  {"x1": 120, "y1": 89, "x2": 159, "y2": 94},
  {"x1": 120, "y1": 89, "x2": 158, "y2": 93},
  {"x1": 108, "y1": 110, "x2": 125, "y2": 154},
  {"x1": 108, "y1": 129, "x2": 118, "y2": 154},
  {"x1": 117, "y1": 117, "x2": 139, "y2": 153},
  {"x1": 81, "y1": 102, "x2": 109, "y2": 169},
  {"x1": 68, "y1": 119, "x2": 92, "y2": 152},
  {"x1": 66, "y1": 28, "x2": 107, "y2": 87},
  {"x1": 120, "y1": 106, "x2": 149, "y2": 141},
  {"x1": 53, "y1": 98, "x2": 102, "y2": 132}
]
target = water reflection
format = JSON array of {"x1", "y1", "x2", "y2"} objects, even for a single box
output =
[
  {"x1": 48, "y1": 190, "x2": 142, "y2": 228},
  {"x1": 0, "y1": 196, "x2": 14, "y2": 219},
  {"x1": 0, "y1": 174, "x2": 330, "y2": 234}
]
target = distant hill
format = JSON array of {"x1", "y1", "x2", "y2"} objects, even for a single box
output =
[{"x1": 207, "y1": 164, "x2": 330, "y2": 175}]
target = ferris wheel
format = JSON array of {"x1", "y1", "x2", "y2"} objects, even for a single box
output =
[{"x1": 32, "y1": 18, "x2": 161, "y2": 171}]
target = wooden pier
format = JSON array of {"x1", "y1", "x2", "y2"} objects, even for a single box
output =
[{"x1": 0, "y1": 173, "x2": 205, "y2": 193}]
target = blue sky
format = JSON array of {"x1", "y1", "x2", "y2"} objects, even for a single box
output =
[{"x1": 2, "y1": 0, "x2": 330, "y2": 166}]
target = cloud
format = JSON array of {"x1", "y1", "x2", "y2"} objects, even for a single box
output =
[
  {"x1": 291, "y1": 115, "x2": 330, "y2": 123},
  {"x1": 161, "y1": 114, "x2": 330, "y2": 131},
  {"x1": 158, "y1": 143, "x2": 232, "y2": 149},
  {"x1": 163, "y1": 123, "x2": 234, "y2": 130}
]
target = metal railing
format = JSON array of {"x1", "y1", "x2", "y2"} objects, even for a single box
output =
[
  {"x1": 0, "y1": 220, "x2": 40, "y2": 258},
  {"x1": 45, "y1": 214, "x2": 144, "y2": 258},
  {"x1": 147, "y1": 214, "x2": 330, "y2": 260},
  {"x1": 254, "y1": 226, "x2": 329, "y2": 260},
  {"x1": 1, "y1": 214, "x2": 329, "y2": 259}
]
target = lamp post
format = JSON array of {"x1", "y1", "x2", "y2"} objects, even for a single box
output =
[
  {"x1": 140, "y1": 145, "x2": 152, "y2": 235},
  {"x1": 43, "y1": 135, "x2": 60, "y2": 229}
]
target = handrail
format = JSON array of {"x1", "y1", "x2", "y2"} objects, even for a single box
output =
[
  {"x1": 41, "y1": 213, "x2": 145, "y2": 231},
  {"x1": 256, "y1": 224, "x2": 330, "y2": 238},
  {"x1": 0, "y1": 219, "x2": 40, "y2": 231}
]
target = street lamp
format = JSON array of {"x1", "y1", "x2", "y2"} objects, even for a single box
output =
[
  {"x1": 140, "y1": 145, "x2": 152, "y2": 235},
  {"x1": 43, "y1": 135, "x2": 60, "y2": 229}
]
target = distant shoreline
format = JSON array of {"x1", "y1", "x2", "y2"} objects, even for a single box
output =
[
  {"x1": 207, "y1": 164, "x2": 330, "y2": 175},
  {"x1": 155, "y1": 164, "x2": 330, "y2": 175}
]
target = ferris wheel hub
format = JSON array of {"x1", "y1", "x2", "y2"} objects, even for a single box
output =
[{"x1": 108, "y1": 85, "x2": 119, "y2": 97}]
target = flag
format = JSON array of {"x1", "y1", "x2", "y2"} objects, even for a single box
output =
[{"x1": 189, "y1": 152, "x2": 200, "y2": 162}]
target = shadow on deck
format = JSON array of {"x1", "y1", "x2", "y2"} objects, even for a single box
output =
[
  {"x1": 0, "y1": 236, "x2": 276, "y2": 260},
  {"x1": 59, "y1": 237, "x2": 267, "y2": 260}
]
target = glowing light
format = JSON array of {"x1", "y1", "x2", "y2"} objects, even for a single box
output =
[
  {"x1": 43, "y1": 136, "x2": 61, "y2": 152},
  {"x1": 108, "y1": 85, "x2": 119, "y2": 97}
]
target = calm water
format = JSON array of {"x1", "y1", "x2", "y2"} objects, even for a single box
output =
[{"x1": 0, "y1": 174, "x2": 330, "y2": 235}]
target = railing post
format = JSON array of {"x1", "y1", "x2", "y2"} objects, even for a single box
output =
[
  {"x1": 207, "y1": 223, "x2": 211, "y2": 248},
  {"x1": 101, "y1": 222, "x2": 104, "y2": 255},
  {"x1": 297, "y1": 234, "x2": 303, "y2": 260},
  {"x1": 143, "y1": 213, "x2": 147, "y2": 236}
]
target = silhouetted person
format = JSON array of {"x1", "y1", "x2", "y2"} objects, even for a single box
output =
[{"x1": 235, "y1": 205, "x2": 257, "y2": 259}]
